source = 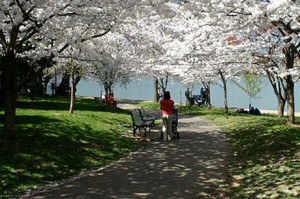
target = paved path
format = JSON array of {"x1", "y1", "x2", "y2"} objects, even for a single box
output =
[{"x1": 25, "y1": 102, "x2": 231, "y2": 199}]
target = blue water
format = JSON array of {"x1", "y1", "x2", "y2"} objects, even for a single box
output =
[{"x1": 76, "y1": 77, "x2": 300, "y2": 112}]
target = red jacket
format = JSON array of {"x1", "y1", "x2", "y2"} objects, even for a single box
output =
[{"x1": 160, "y1": 99, "x2": 175, "y2": 115}]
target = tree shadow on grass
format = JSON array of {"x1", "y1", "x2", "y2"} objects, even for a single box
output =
[
  {"x1": 16, "y1": 97, "x2": 131, "y2": 115},
  {"x1": 229, "y1": 126, "x2": 300, "y2": 198},
  {"x1": 0, "y1": 113, "x2": 137, "y2": 198},
  {"x1": 17, "y1": 98, "x2": 100, "y2": 112},
  {"x1": 223, "y1": 113, "x2": 300, "y2": 198}
]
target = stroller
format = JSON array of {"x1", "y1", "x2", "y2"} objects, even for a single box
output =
[
  {"x1": 160, "y1": 109, "x2": 180, "y2": 140},
  {"x1": 172, "y1": 109, "x2": 180, "y2": 139},
  {"x1": 193, "y1": 95, "x2": 205, "y2": 106}
]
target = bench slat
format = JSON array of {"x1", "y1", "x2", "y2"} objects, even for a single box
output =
[{"x1": 139, "y1": 108, "x2": 157, "y2": 123}]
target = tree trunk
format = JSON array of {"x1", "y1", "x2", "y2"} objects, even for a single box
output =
[
  {"x1": 277, "y1": 101, "x2": 285, "y2": 117},
  {"x1": 68, "y1": 62, "x2": 81, "y2": 114},
  {"x1": 0, "y1": 65, "x2": 4, "y2": 107},
  {"x1": 218, "y1": 69, "x2": 228, "y2": 114},
  {"x1": 69, "y1": 70, "x2": 75, "y2": 114},
  {"x1": 69, "y1": 83, "x2": 74, "y2": 114},
  {"x1": 104, "y1": 86, "x2": 109, "y2": 106},
  {"x1": 3, "y1": 50, "x2": 17, "y2": 140},
  {"x1": 285, "y1": 75, "x2": 294, "y2": 124},
  {"x1": 266, "y1": 71, "x2": 286, "y2": 117},
  {"x1": 223, "y1": 81, "x2": 228, "y2": 114},
  {"x1": 154, "y1": 78, "x2": 158, "y2": 102},
  {"x1": 202, "y1": 81, "x2": 211, "y2": 107},
  {"x1": 283, "y1": 44, "x2": 296, "y2": 124}
]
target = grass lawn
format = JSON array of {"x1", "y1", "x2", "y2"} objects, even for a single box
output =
[
  {"x1": 0, "y1": 96, "x2": 143, "y2": 198},
  {"x1": 2, "y1": 98, "x2": 300, "y2": 198},
  {"x1": 138, "y1": 102, "x2": 300, "y2": 198}
]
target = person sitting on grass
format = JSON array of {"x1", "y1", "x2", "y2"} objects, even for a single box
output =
[{"x1": 108, "y1": 95, "x2": 117, "y2": 107}]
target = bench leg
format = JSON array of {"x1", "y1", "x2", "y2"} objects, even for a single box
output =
[
  {"x1": 143, "y1": 126, "x2": 152, "y2": 137},
  {"x1": 143, "y1": 128, "x2": 147, "y2": 137},
  {"x1": 133, "y1": 126, "x2": 137, "y2": 136},
  {"x1": 133, "y1": 125, "x2": 152, "y2": 137}
]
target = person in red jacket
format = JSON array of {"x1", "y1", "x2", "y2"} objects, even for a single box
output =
[
  {"x1": 108, "y1": 95, "x2": 117, "y2": 107},
  {"x1": 160, "y1": 91, "x2": 176, "y2": 141}
]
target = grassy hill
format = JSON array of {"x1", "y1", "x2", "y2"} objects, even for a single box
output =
[{"x1": 0, "y1": 96, "x2": 142, "y2": 198}]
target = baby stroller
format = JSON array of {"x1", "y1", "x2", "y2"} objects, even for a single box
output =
[
  {"x1": 172, "y1": 109, "x2": 180, "y2": 139},
  {"x1": 193, "y1": 95, "x2": 205, "y2": 106}
]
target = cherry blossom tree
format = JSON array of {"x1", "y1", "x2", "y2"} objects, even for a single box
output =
[
  {"x1": 86, "y1": 52, "x2": 131, "y2": 105},
  {"x1": 162, "y1": 0, "x2": 299, "y2": 119},
  {"x1": 120, "y1": 0, "x2": 299, "y2": 118},
  {"x1": 243, "y1": 0, "x2": 300, "y2": 122},
  {"x1": 79, "y1": 32, "x2": 134, "y2": 104},
  {"x1": 0, "y1": 0, "x2": 136, "y2": 139},
  {"x1": 2, "y1": 0, "x2": 299, "y2": 139},
  {"x1": 119, "y1": 1, "x2": 193, "y2": 99},
  {"x1": 158, "y1": 1, "x2": 251, "y2": 112},
  {"x1": 120, "y1": 0, "x2": 299, "y2": 120}
]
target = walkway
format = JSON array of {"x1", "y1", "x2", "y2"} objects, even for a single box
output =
[{"x1": 25, "y1": 101, "x2": 231, "y2": 199}]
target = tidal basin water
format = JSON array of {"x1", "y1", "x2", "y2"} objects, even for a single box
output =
[{"x1": 76, "y1": 77, "x2": 300, "y2": 112}]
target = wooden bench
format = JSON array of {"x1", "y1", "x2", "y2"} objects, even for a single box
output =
[{"x1": 130, "y1": 109, "x2": 154, "y2": 136}]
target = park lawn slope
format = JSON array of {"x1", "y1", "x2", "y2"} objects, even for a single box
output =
[
  {"x1": 139, "y1": 102, "x2": 300, "y2": 198},
  {"x1": 0, "y1": 97, "x2": 142, "y2": 198},
  {"x1": 191, "y1": 106, "x2": 300, "y2": 198},
  {"x1": 180, "y1": 106, "x2": 300, "y2": 198}
]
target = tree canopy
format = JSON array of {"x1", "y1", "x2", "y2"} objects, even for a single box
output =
[{"x1": 1, "y1": 0, "x2": 300, "y2": 137}]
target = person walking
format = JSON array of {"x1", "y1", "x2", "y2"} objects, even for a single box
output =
[
  {"x1": 200, "y1": 87, "x2": 207, "y2": 103},
  {"x1": 160, "y1": 91, "x2": 176, "y2": 141}
]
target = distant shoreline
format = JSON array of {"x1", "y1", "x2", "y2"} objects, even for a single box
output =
[
  {"x1": 258, "y1": 109, "x2": 300, "y2": 117},
  {"x1": 76, "y1": 78, "x2": 300, "y2": 113},
  {"x1": 78, "y1": 96, "x2": 300, "y2": 116}
]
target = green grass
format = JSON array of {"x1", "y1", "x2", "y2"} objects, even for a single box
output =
[
  {"x1": 137, "y1": 101, "x2": 161, "y2": 110},
  {"x1": 138, "y1": 102, "x2": 300, "y2": 198},
  {"x1": 0, "y1": 96, "x2": 142, "y2": 198},
  {"x1": 3, "y1": 98, "x2": 300, "y2": 198}
]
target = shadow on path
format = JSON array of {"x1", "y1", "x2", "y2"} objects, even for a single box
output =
[{"x1": 26, "y1": 106, "x2": 231, "y2": 199}]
